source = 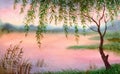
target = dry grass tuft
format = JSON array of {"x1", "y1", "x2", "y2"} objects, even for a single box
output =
[{"x1": 0, "y1": 41, "x2": 31, "y2": 74}]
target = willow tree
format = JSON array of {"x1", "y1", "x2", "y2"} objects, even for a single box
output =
[{"x1": 14, "y1": 0, "x2": 120, "y2": 69}]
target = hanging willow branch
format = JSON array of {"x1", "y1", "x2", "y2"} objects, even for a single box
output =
[{"x1": 14, "y1": 0, "x2": 120, "y2": 47}]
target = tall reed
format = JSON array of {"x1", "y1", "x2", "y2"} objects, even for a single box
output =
[{"x1": 0, "y1": 42, "x2": 31, "y2": 74}]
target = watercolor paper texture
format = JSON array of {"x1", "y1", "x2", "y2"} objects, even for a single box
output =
[{"x1": 0, "y1": 0, "x2": 120, "y2": 74}]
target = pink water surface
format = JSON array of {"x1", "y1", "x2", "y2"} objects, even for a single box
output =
[{"x1": 0, "y1": 33, "x2": 120, "y2": 73}]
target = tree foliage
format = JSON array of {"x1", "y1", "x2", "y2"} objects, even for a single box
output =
[{"x1": 14, "y1": 0, "x2": 120, "y2": 46}]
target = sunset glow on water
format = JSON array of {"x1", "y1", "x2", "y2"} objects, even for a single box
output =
[{"x1": 0, "y1": 33, "x2": 120, "y2": 73}]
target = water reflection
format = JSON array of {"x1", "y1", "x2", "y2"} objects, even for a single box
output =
[{"x1": 0, "y1": 33, "x2": 120, "y2": 73}]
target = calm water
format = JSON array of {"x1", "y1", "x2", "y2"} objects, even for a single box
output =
[{"x1": 0, "y1": 33, "x2": 120, "y2": 73}]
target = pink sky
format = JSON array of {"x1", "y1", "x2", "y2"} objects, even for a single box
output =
[
  {"x1": 0, "y1": 1, "x2": 60, "y2": 27},
  {"x1": 0, "y1": 0, "x2": 120, "y2": 26},
  {"x1": 0, "y1": 0, "x2": 25, "y2": 25},
  {"x1": 0, "y1": 6, "x2": 25, "y2": 25}
]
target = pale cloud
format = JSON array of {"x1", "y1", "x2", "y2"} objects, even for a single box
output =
[
  {"x1": 0, "y1": 0, "x2": 29, "y2": 26},
  {"x1": 0, "y1": 5, "x2": 25, "y2": 25}
]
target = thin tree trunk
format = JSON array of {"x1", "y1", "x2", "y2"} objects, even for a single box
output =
[
  {"x1": 98, "y1": 32, "x2": 111, "y2": 69},
  {"x1": 82, "y1": 4, "x2": 111, "y2": 69}
]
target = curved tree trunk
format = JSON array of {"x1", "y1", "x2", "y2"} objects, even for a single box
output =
[
  {"x1": 98, "y1": 32, "x2": 111, "y2": 69},
  {"x1": 82, "y1": 4, "x2": 111, "y2": 69}
]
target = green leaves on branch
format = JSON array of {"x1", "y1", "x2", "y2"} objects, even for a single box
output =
[
  {"x1": 63, "y1": 24, "x2": 80, "y2": 43},
  {"x1": 82, "y1": 25, "x2": 86, "y2": 36},
  {"x1": 14, "y1": 0, "x2": 120, "y2": 46},
  {"x1": 63, "y1": 24, "x2": 69, "y2": 38},
  {"x1": 36, "y1": 2, "x2": 48, "y2": 47},
  {"x1": 24, "y1": 24, "x2": 29, "y2": 36},
  {"x1": 74, "y1": 25, "x2": 79, "y2": 43},
  {"x1": 14, "y1": 0, "x2": 120, "y2": 24},
  {"x1": 36, "y1": 24, "x2": 47, "y2": 47},
  {"x1": 24, "y1": 9, "x2": 35, "y2": 36}
]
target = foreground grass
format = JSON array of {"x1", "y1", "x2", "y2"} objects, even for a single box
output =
[{"x1": 40, "y1": 64, "x2": 120, "y2": 74}]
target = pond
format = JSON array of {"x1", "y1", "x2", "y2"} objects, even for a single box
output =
[{"x1": 0, "y1": 33, "x2": 120, "y2": 73}]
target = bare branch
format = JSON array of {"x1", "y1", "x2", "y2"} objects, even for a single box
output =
[
  {"x1": 102, "y1": 14, "x2": 109, "y2": 37},
  {"x1": 104, "y1": 15, "x2": 110, "y2": 24},
  {"x1": 86, "y1": 24, "x2": 98, "y2": 32},
  {"x1": 102, "y1": 23, "x2": 107, "y2": 37},
  {"x1": 82, "y1": 14, "x2": 99, "y2": 26},
  {"x1": 99, "y1": 5, "x2": 105, "y2": 22},
  {"x1": 97, "y1": 4, "x2": 106, "y2": 36},
  {"x1": 102, "y1": 19, "x2": 108, "y2": 37}
]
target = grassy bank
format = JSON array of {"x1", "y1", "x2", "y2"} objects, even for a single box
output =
[
  {"x1": 68, "y1": 32, "x2": 120, "y2": 53},
  {"x1": 68, "y1": 42, "x2": 120, "y2": 52},
  {"x1": 40, "y1": 64, "x2": 120, "y2": 74},
  {"x1": 67, "y1": 45, "x2": 98, "y2": 49},
  {"x1": 89, "y1": 32, "x2": 120, "y2": 41}
]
